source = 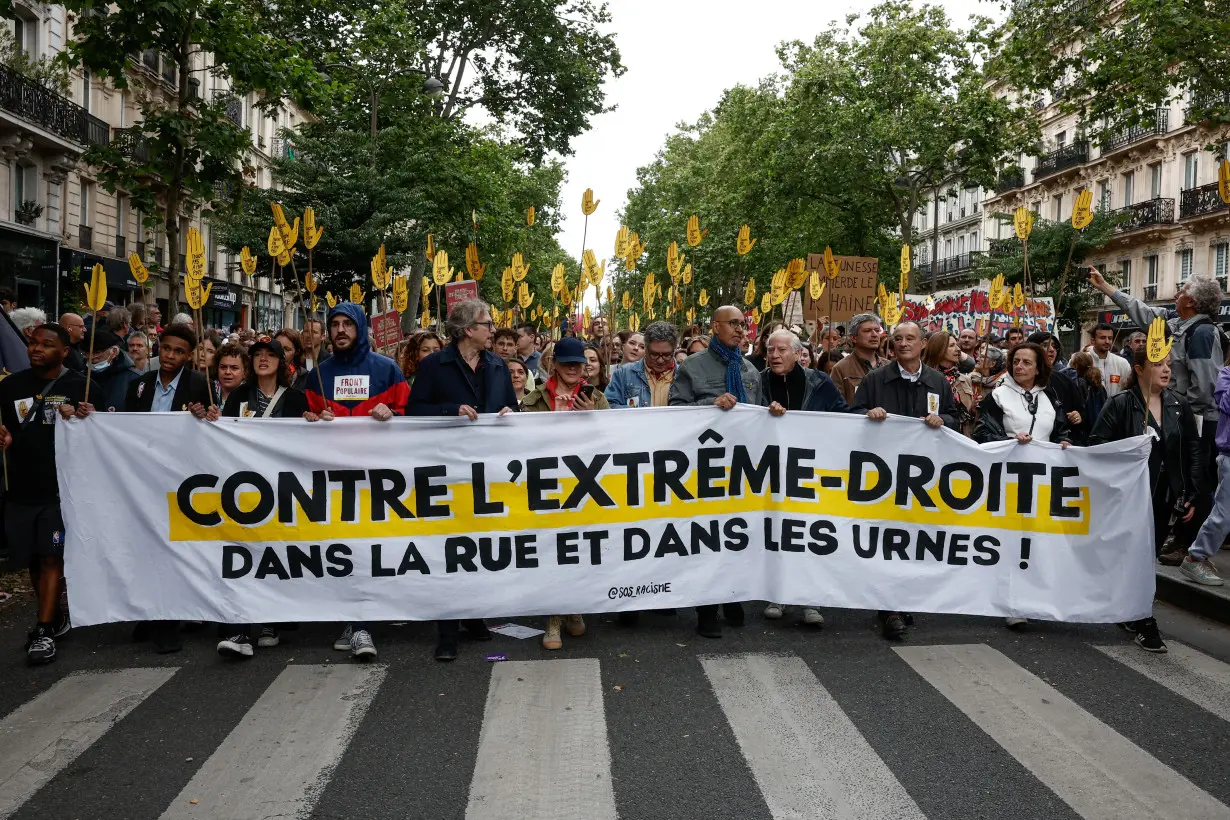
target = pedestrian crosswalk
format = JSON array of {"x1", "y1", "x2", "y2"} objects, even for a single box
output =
[{"x1": 2, "y1": 641, "x2": 1230, "y2": 820}]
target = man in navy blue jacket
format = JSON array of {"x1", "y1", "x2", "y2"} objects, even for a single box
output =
[{"x1": 409, "y1": 299, "x2": 517, "y2": 661}]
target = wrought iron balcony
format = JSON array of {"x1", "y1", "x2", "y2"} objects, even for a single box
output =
[
  {"x1": 0, "y1": 63, "x2": 110, "y2": 148},
  {"x1": 1099, "y1": 110, "x2": 1168, "y2": 154},
  {"x1": 995, "y1": 168, "x2": 1025, "y2": 193},
  {"x1": 988, "y1": 237, "x2": 1018, "y2": 258},
  {"x1": 112, "y1": 126, "x2": 150, "y2": 162},
  {"x1": 1180, "y1": 182, "x2": 1227, "y2": 219},
  {"x1": 1109, "y1": 197, "x2": 1174, "y2": 232},
  {"x1": 1033, "y1": 140, "x2": 1088, "y2": 180},
  {"x1": 78, "y1": 224, "x2": 93, "y2": 250},
  {"x1": 213, "y1": 91, "x2": 242, "y2": 126},
  {"x1": 1186, "y1": 88, "x2": 1230, "y2": 123},
  {"x1": 933, "y1": 251, "x2": 985, "y2": 279}
]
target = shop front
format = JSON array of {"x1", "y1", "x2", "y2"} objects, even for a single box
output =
[
  {"x1": 0, "y1": 225, "x2": 58, "y2": 315},
  {"x1": 202, "y1": 280, "x2": 240, "y2": 331}
]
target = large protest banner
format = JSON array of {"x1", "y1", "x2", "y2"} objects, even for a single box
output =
[
  {"x1": 58, "y1": 408, "x2": 1153, "y2": 626},
  {"x1": 901, "y1": 285, "x2": 1056, "y2": 335}
]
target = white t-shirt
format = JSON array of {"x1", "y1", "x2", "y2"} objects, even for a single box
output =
[{"x1": 1093, "y1": 350, "x2": 1132, "y2": 397}]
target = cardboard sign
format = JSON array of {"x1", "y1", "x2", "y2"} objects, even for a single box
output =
[
  {"x1": 372, "y1": 311, "x2": 403, "y2": 348},
  {"x1": 803, "y1": 255, "x2": 879, "y2": 322},
  {"x1": 445, "y1": 280, "x2": 479, "y2": 314}
]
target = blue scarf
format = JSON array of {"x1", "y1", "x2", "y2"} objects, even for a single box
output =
[{"x1": 709, "y1": 337, "x2": 747, "y2": 403}]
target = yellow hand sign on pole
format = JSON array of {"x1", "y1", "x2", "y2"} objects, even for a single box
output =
[
  {"x1": 698, "y1": 288, "x2": 709, "y2": 307},
  {"x1": 466, "y1": 242, "x2": 486, "y2": 281},
  {"x1": 326, "y1": 291, "x2": 337, "y2": 308},
  {"x1": 1147, "y1": 316, "x2": 1172, "y2": 362},
  {"x1": 736, "y1": 224, "x2": 757, "y2": 255},
  {"x1": 239, "y1": 246, "x2": 257, "y2": 276},
  {"x1": 425, "y1": 234, "x2": 435, "y2": 261},
  {"x1": 303, "y1": 207, "x2": 323, "y2": 249},
  {"x1": 823, "y1": 246, "x2": 840, "y2": 279},
  {"x1": 1014, "y1": 207, "x2": 1034, "y2": 240},
  {"x1": 1071, "y1": 189, "x2": 1094, "y2": 230},
  {"x1": 526, "y1": 206, "x2": 536, "y2": 227},
  {"x1": 349, "y1": 282, "x2": 364, "y2": 306},
  {"x1": 1219, "y1": 160, "x2": 1230, "y2": 205},
  {"x1": 551, "y1": 263, "x2": 566, "y2": 295},
  {"x1": 808, "y1": 271, "x2": 824, "y2": 301},
  {"x1": 615, "y1": 225, "x2": 630, "y2": 259},
  {"x1": 511, "y1": 252, "x2": 530, "y2": 282},
  {"x1": 433, "y1": 251, "x2": 452, "y2": 287},
  {"x1": 267, "y1": 225, "x2": 285, "y2": 258},
  {"x1": 581, "y1": 188, "x2": 600, "y2": 215},
  {"x1": 744, "y1": 278, "x2": 756, "y2": 306},
  {"x1": 686, "y1": 215, "x2": 702, "y2": 248},
  {"x1": 186, "y1": 226, "x2": 207, "y2": 282}
]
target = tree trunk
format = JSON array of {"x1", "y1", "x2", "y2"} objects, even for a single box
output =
[{"x1": 403, "y1": 252, "x2": 425, "y2": 334}]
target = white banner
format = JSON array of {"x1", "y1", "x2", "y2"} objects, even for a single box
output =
[{"x1": 57, "y1": 407, "x2": 1155, "y2": 626}]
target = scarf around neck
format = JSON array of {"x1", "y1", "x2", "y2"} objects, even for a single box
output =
[{"x1": 709, "y1": 337, "x2": 747, "y2": 403}]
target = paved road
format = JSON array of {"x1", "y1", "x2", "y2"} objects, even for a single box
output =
[{"x1": 1, "y1": 598, "x2": 1229, "y2": 820}]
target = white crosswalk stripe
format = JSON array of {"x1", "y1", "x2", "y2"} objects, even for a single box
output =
[
  {"x1": 3, "y1": 641, "x2": 1230, "y2": 820},
  {"x1": 1097, "y1": 641, "x2": 1230, "y2": 724},
  {"x1": 159, "y1": 663, "x2": 386, "y2": 820},
  {"x1": 466, "y1": 658, "x2": 617, "y2": 820},
  {"x1": 0, "y1": 667, "x2": 177, "y2": 819},
  {"x1": 701, "y1": 653, "x2": 926, "y2": 820},
  {"x1": 896, "y1": 643, "x2": 1230, "y2": 820}
]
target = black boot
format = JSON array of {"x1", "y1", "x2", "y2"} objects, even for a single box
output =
[
  {"x1": 152, "y1": 620, "x2": 182, "y2": 654},
  {"x1": 435, "y1": 620, "x2": 459, "y2": 661},
  {"x1": 462, "y1": 619, "x2": 492, "y2": 641},
  {"x1": 722, "y1": 602, "x2": 745, "y2": 627},
  {"x1": 696, "y1": 605, "x2": 721, "y2": 638}
]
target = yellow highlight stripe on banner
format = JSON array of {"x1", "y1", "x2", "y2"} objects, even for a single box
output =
[{"x1": 166, "y1": 469, "x2": 1090, "y2": 542}]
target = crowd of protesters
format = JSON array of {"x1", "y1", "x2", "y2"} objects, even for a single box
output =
[{"x1": 0, "y1": 264, "x2": 1227, "y2": 667}]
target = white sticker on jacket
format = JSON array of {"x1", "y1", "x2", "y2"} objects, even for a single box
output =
[
  {"x1": 927, "y1": 392, "x2": 940, "y2": 415},
  {"x1": 334, "y1": 375, "x2": 370, "y2": 401}
]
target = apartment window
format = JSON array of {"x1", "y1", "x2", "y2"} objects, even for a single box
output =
[
  {"x1": 1149, "y1": 163, "x2": 1162, "y2": 199},
  {"x1": 116, "y1": 196, "x2": 126, "y2": 238},
  {"x1": 12, "y1": 163, "x2": 35, "y2": 218},
  {"x1": 79, "y1": 180, "x2": 93, "y2": 227},
  {"x1": 1145, "y1": 255, "x2": 1159, "y2": 300},
  {"x1": 957, "y1": 235, "x2": 965, "y2": 256},
  {"x1": 944, "y1": 239, "x2": 952, "y2": 258},
  {"x1": 1056, "y1": 130, "x2": 1067, "y2": 148},
  {"x1": 920, "y1": 209, "x2": 928, "y2": 231},
  {"x1": 970, "y1": 231, "x2": 979, "y2": 252},
  {"x1": 1121, "y1": 259, "x2": 1133, "y2": 295},
  {"x1": 82, "y1": 70, "x2": 91, "y2": 113},
  {"x1": 1183, "y1": 152, "x2": 1199, "y2": 189},
  {"x1": 1097, "y1": 180, "x2": 1111, "y2": 212},
  {"x1": 13, "y1": 16, "x2": 36, "y2": 57},
  {"x1": 1214, "y1": 243, "x2": 1228, "y2": 284},
  {"x1": 1178, "y1": 248, "x2": 1193, "y2": 283},
  {"x1": 1054, "y1": 193, "x2": 1064, "y2": 221},
  {"x1": 1123, "y1": 171, "x2": 1135, "y2": 207}
]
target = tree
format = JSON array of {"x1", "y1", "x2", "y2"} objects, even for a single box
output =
[
  {"x1": 993, "y1": 0, "x2": 1230, "y2": 139},
  {"x1": 974, "y1": 211, "x2": 1120, "y2": 325},
  {"x1": 778, "y1": 2, "x2": 1038, "y2": 264},
  {"x1": 48, "y1": 0, "x2": 326, "y2": 313}
]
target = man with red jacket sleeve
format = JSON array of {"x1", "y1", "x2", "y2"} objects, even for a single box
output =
[{"x1": 303, "y1": 302, "x2": 408, "y2": 660}]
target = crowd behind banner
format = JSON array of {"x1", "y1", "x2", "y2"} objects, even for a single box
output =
[{"x1": 0, "y1": 265, "x2": 1227, "y2": 668}]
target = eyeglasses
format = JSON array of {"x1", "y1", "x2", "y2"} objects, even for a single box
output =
[
  {"x1": 716, "y1": 320, "x2": 748, "y2": 330},
  {"x1": 474, "y1": 321, "x2": 496, "y2": 330},
  {"x1": 646, "y1": 350, "x2": 674, "y2": 360}
]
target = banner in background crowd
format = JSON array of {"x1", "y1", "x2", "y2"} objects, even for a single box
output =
[
  {"x1": 58, "y1": 408, "x2": 1153, "y2": 627},
  {"x1": 899, "y1": 286, "x2": 1056, "y2": 335}
]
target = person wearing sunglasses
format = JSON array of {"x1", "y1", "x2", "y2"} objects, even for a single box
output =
[{"x1": 409, "y1": 298, "x2": 517, "y2": 662}]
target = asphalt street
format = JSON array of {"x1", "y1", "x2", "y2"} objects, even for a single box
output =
[{"x1": 1, "y1": 596, "x2": 1228, "y2": 820}]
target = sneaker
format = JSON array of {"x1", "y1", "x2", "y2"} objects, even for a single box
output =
[
  {"x1": 802, "y1": 608, "x2": 824, "y2": 626},
  {"x1": 54, "y1": 610, "x2": 71, "y2": 639},
  {"x1": 26, "y1": 626, "x2": 56, "y2": 666},
  {"x1": 763, "y1": 603, "x2": 784, "y2": 620},
  {"x1": 879, "y1": 612, "x2": 906, "y2": 639},
  {"x1": 333, "y1": 625, "x2": 353, "y2": 651},
  {"x1": 217, "y1": 635, "x2": 254, "y2": 658},
  {"x1": 257, "y1": 627, "x2": 280, "y2": 647},
  {"x1": 1157, "y1": 548, "x2": 1187, "y2": 566},
  {"x1": 1133, "y1": 618, "x2": 1167, "y2": 653},
  {"x1": 350, "y1": 629, "x2": 377, "y2": 660},
  {"x1": 1005, "y1": 617, "x2": 1029, "y2": 630},
  {"x1": 1180, "y1": 557, "x2": 1225, "y2": 586}
]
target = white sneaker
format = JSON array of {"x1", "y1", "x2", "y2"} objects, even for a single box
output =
[
  {"x1": 1180, "y1": 557, "x2": 1225, "y2": 586},
  {"x1": 763, "y1": 603, "x2": 784, "y2": 620},
  {"x1": 802, "y1": 608, "x2": 824, "y2": 626},
  {"x1": 1005, "y1": 617, "x2": 1029, "y2": 629},
  {"x1": 217, "y1": 635, "x2": 254, "y2": 658},
  {"x1": 350, "y1": 629, "x2": 377, "y2": 660},
  {"x1": 333, "y1": 625, "x2": 353, "y2": 651}
]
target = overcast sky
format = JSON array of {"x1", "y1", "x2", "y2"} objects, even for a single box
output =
[{"x1": 556, "y1": 0, "x2": 995, "y2": 269}]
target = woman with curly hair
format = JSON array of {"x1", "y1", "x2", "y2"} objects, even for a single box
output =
[{"x1": 400, "y1": 329, "x2": 444, "y2": 387}]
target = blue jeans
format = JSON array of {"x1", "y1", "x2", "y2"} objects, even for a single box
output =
[{"x1": 1188, "y1": 454, "x2": 1230, "y2": 561}]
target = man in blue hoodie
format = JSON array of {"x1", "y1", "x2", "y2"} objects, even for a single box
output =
[{"x1": 304, "y1": 303, "x2": 409, "y2": 661}]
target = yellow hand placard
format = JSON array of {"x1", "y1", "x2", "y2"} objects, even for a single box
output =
[
  {"x1": 900, "y1": 245, "x2": 911, "y2": 277},
  {"x1": 425, "y1": 234, "x2": 435, "y2": 261},
  {"x1": 422, "y1": 276, "x2": 433, "y2": 297},
  {"x1": 823, "y1": 246, "x2": 839, "y2": 279},
  {"x1": 326, "y1": 291, "x2": 337, "y2": 308},
  {"x1": 988, "y1": 274, "x2": 1006, "y2": 310},
  {"x1": 760, "y1": 292, "x2": 772, "y2": 314},
  {"x1": 277, "y1": 249, "x2": 290, "y2": 267},
  {"x1": 1013, "y1": 282, "x2": 1025, "y2": 309},
  {"x1": 686, "y1": 215, "x2": 702, "y2": 248},
  {"x1": 615, "y1": 225, "x2": 630, "y2": 259},
  {"x1": 809, "y1": 271, "x2": 824, "y2": 301},
  {"x1": 128, "y1": 253, "x2": 149, "y2": 284},
  {"x1": 581, "y1": 188, "x2": 600, "y2": 215},
  {"x1": 518, "y1": 282, "x2": 534, "y2": 309},
  {"x1": 736, "y1": 224, "x2": 757, "y2": 255},
  {"x1": 682, "y1": 263, "x2": 693, "y2": 285},
  {"x1": 268, "y1": 225, "x2": 285, "y2": 259},
  {"x1": 349, "y1": 282, "x2": 364, "y2": 305},
  {"x1": 511, "y1": 252, "x2": 530, "y2": 282},
  {"x1": 1014, "y1": 207, "x2": 1034, "y2": 240},
  {"x1": 186, "y1": 227, "x2": 206, "y2": 282},
  {"x1": 433, "y1": 251, "x2": 452, "y2": 287},
  {"x1": 305, "y1": 272, "x2": 317, "y2": 293},
  {"x1": 303, "y1": 207, "x2": 323, "y2": 250},
  {"x1": 744, "y1": 278, "x2": 756, "y2": 306},
  {"x1": 1072, "y1": 189, "x2": 1094, "y2": 230},
  {"x1": 526, "y1": 206, "x2": 536, "y2": 227},
  {"x1": 551, "y1": 263, "x2": 566, "y2": 295},
  {"x1": 239, "y1": 246, "x2": 257, "y2": 276},
  {"x1": 466, "y1": 242, "x2": 486, "y2": 281},
  {"x1": 698, "y1": 288, "x2": 709, "y2": 307},
  {"x1": 1220, "y1": 160, "x2": 1230, "y2": 205},
  {"x1": 1147, "y1": 316, "x2": 1172, "y2": 363},
  {"x1": 84, "y1": 263, "x2": 106, "y2": 311},
  {"x1": 667, "y1": 241, "x2": 682, "y2": 278}
]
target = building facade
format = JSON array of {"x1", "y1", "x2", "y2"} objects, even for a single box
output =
[{"x1": 2, "y1": 5, "x2": 302, "y2": 329}]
